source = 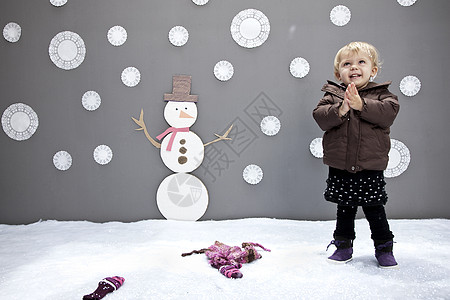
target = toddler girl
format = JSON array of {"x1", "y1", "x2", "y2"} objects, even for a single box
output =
[{"x1": 313, "y1": 41, "x2": 400, "y2": 268}]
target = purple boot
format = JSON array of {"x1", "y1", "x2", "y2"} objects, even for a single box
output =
[
  {"x1": 375, "y1": 240, "x2": 398, "y2": 268},
  {"x1": 326, "y1": 238, "x2": 353, "y2": 263}
]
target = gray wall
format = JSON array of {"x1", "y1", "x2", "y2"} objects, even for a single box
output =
[{"x1": 1, "y1": 0, "x2": 449, "y2": 224}]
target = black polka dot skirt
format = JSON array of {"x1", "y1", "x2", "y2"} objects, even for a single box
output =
[{"x1": 324, "y1": 167, "x2": 388, "y2": 206}]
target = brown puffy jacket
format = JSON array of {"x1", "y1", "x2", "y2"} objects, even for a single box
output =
[{"x1": 313, "y1": 81, "x2": 399, "y2": 173}]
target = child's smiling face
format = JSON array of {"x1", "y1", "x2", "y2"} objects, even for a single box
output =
[{"x1": 336, "y1": 50, "x2": 378, "y2": 89}]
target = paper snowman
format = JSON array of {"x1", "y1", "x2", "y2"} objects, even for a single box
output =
[{"x1": 132, "y1": 75, "x2": 232, "y2": 221}]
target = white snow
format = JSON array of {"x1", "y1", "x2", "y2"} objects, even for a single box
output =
[{"x1": 0, "y1": 218, "x2": 449, "y2": 299}]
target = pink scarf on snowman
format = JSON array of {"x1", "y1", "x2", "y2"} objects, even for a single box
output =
[{"x1": 156, "y1": 127, "x2": 190, "y2": 151}]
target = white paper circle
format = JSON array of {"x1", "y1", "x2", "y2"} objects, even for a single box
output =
[
  {"x1": 163, "y1": 101, "x2": 198, "y2": 129},
  {"x1": 82, "y1": 91, "x2": 101, "y2": 111},
  {"x1": 53, "y1": 150, "x2": 72, "y2": 171},
  {"x1": 107, "y1": 25, "x2": 127, "y2": 46},
  {"x1": 399, "y1": 75, "x2": 421, "y2": 97},
  {"x1": 168, "y1": 26, "x2": 189, "y2": 47},
  {"x1": 385, "y1": 139, "x2": 410, "y2": 178},
  {"x1": 93, "y1": 145, "x2": 113, "y2": 165},
  {"x1": 290, "y1": 57, "x2": 310, "y2": 78},
  {"x1": 192, "y1": 0, "x2": 209, "y2": 5},
  {"x1": 231, "y1": 8, "x2": 270, "y2": 48},
  {"x1": 243, "y1": 164, "x2": 263, "y2": 185},
  {"x1": 397, "y1": 0, "x2": 417, "y2": 6},
  {"x1": 121, "y1": 67, "x2": 141, "y2": 87},
  {"x1": 330, "y1": 5, "x2": 351, "y2": 26},
  {"x1": 214, "y1": 60, "x2": 234, "y2": 81},
  {"x1": 49, "y1": 31, "x2": 86, "y2": 70},
  {"x1": 50, "y1": 0, "x2": 68, "y2": 7},
  {"x1": 260, "y1": 116, "x2": 281, "y2": 136},
  {"x1": 309, "y1": 138, "x2": 323, "y2": 158},
  {"x1": 160, "y1": 131, "x2": 204, "y2": 173},
  {"x1": 2, "y1": 103, "x2": 39, "y2": 141},
  {"x1": 3, "y1": 22, "x2": 21, "y2": 43},
  {"x1": 157, "y1": 173, "x2": 209, "y2": 221}
]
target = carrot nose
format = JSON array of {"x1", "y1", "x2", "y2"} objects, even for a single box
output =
[{"x1": 179, "y1": 110, "x2": 193, "y2": 118}]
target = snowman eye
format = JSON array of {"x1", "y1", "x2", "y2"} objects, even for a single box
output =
[
  {"x1": 185, "y1": 107, "x2": 188, "y2": 110},
  {"x1": 175, "y1": 108, "x2": 178, "y2": 111}
]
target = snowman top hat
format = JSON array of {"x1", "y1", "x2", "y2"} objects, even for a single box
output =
[{"x1": 164, "y1": 75, "x2": 198, "y2": 102}]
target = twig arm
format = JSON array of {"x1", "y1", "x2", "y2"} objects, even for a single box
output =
[
  {"x1": 203, "y1": 124, "x2": 233, "y2": 147},
  {"x1": 132, "y1": 109, "x2": 161, "y2": 149}
]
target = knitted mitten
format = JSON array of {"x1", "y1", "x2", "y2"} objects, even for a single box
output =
[
  {"x1": 83, "y1": 276, "x2": 125, "y2": 300},
  {"x1": 219, "y1": 264, "x2": 243, "y2": 279}
]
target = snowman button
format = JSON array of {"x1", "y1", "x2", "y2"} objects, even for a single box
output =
[
  {"x1": 179, "y1": 147, "x2": 187, "y2": 154},
  {"x1": 180, "y1": 139, "x2": 186, "y2": 145},
  {"x1": 178, "y1": 156, "x2": 188, "y2": 164}
]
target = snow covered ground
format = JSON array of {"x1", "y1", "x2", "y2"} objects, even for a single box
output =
[{"x1": 0, "y1": 218, "x2": 449, "y2": 300}]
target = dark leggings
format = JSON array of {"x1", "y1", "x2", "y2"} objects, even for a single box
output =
[{"x1": 334, "y1": 205, "x2": 394, "y2": 241}]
